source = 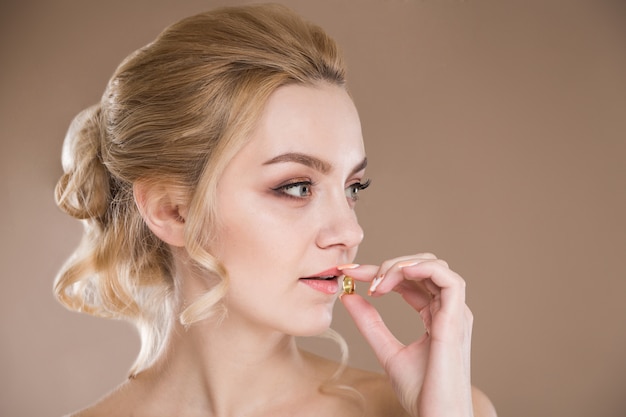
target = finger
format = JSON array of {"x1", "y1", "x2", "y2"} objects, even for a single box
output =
[
  {"x1": 400, "y1": 263, "x2": 471, "y2": 345},
  {"x1": 338, "y1": 264, "x2": 379, "y2": 282},
  {"x1": 399, "y1": 261, "x2": 466, "y2": 308},
  {"x1": 377, "y1": 252, "x2": 439, "y2": 272},
  {"x1": 340, "y1": 293, "x2": 404, "y2": 369},
  {"x1": 372, "y1": 259, "x2": 463, "y2": 303},
  {"x1": 342, "y1": 254, "x2": 440, "y2": 283},
  {"x1": 368, "y1": 258, "x2": 447, "y2": 297},
  {"x1": 393, "y1": 283, "x2": 434, "y2": 335},
  {"x1": 393, "y1": 279, "x2": 433, "y2": 312}
]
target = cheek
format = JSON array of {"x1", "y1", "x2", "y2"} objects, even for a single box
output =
[{"x1": 216, "y1": 202, "x2": 302, "y2": 268}]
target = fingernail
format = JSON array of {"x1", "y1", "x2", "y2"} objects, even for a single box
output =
[
  {"x1": 397, "y1": 260, "x2": 420, "y2": 269},
  {"x1": 368, "y1": 274, "x2": 384, "y2": 295},
  {"x1": 337, "y1": 263, "x2": 359, "y2": 270}
]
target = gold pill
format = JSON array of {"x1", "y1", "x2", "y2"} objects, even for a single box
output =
[{"x1": 342, "y1": 276, "x2": 355, "y2": 295}]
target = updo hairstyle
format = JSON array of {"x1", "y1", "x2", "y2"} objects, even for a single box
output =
[{"x1": 54, "y1": 3, "x2": 346, "y2": 375}]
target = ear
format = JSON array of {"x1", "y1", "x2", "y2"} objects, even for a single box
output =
[{"x1": 133, "y1": 181, "x2": 188, "y2": 247}]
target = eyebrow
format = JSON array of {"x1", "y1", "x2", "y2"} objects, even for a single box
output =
[{"x1": 263, "y1": 152, "x2": 367, "y2": 177}]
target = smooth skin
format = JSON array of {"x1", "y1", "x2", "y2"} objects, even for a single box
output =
[{"x1": 69, "y1": 84, "x2": 496, "y2": 417}]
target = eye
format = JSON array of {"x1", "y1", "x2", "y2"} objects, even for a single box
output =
[
  {"x1": 273, "y1": 181, "x2": 314, "y2": 199},
  {"x1": 345, "y1": 179, "x2": 371, "y2": 201}
]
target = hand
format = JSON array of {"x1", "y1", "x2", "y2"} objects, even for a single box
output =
[{"x1": 340, "y1": 254, "x2": 474, "y2": 417}]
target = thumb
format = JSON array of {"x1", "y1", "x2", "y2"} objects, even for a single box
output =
[{"x1": 340, "y1": 293, "x2": 403, "y2": 368}]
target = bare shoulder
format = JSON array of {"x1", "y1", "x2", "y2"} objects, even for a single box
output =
[
  {"x1": 63, "y1": 399, "x2": 117, "y2": 417},
  {"x1": 340, "y1": 365, "x2": 497, "y2": 417},
  {"x1": 62, "y1": 381, "x2": 133, "y2": 417},
  {"x1": 63, "y1": 403, "x2": 104, "y2": 417}
]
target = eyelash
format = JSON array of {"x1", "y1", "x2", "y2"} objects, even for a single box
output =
[
  {"x1": 346, "y1": 178, "x2": 371, "y2": 201},
  {"x1": 273, "y1": 180, "x2": 315, "y2": 199},
  {"x1": 273, "y1": 178, "x2": 371, "y2": 201}
]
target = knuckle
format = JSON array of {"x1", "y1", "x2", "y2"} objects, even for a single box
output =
[
  {"x1": 379, "y1": 258, "x2": 397, "y2": 273},
  {"x1": 458, "y1": 276, "x2": 467, "y2": 289},
  {"x1": 434, "y1": 258, "x2": 449, "y2": 269}
]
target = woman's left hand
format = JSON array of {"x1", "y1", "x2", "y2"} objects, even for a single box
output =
[{"x1": 339, "y1": 254, "x2": 477, "y2": 417}]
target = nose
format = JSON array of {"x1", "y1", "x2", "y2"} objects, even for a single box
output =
[{"x1": 315, "y1": 196, "x2": 364, "y2": 251}]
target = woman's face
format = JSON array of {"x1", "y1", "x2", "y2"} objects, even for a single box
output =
[{"x1": 212, "y1": 83, "x2": 367, "y2": 336}]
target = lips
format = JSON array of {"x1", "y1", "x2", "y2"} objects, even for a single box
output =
[
  {"x1": 299, "y1": 267, "x2": 342, "y2": 295},
  {"x1": 300, "y1": 267, "x2": 342, "y2": 281},
  {"x1": 300, "y1": 275, "x2": 337, "y2": 280}
]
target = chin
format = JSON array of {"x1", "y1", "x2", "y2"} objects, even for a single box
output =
[{"x1": 287, "y1": 303, "x2": 335, "y2": 337}]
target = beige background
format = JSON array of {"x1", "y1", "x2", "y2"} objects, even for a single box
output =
[{"x1": 1, "y1": 0, "x2": 625, "y2": 416}]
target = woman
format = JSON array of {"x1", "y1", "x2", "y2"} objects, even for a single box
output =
[{"x1": 55, "y1": 4, "x2": 496, "y2": 416}]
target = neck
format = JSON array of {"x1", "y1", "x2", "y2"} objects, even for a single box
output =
[
  {"x1": 128, "y1": 253, "x2": 333, "y2": 417},
  {"x1": 134, "y1": 313, "x2": 318, "y2": 417}
]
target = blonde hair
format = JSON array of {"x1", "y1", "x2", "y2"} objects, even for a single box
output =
[{"x1": 54, "y1": 3, "x2": 346, "y2": 375}]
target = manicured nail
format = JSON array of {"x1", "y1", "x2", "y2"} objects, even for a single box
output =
[
  {"x1": 337, "y1": 263, "x2": 359, "y2": 270},
  {"x1": 368, "y1": 274, "x2": 384, "y2": 295},
  {"x1": 397, "y1": 260, "x2": 420, "y2": 269}
]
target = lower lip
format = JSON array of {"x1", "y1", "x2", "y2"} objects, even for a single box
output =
[{"x1": 299, "y1": 278, "x2": 339, "y2": 295}]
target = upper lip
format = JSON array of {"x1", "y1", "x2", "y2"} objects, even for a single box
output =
[{"x1": 301, "y1": 267, "x2": 343, "y2": 279}]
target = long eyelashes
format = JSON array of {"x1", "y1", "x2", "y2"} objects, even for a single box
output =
[
  {"x1": 272, "y1": 180, "x2": 314, "y2": 199},
  {"x1": 346, "y1": 178, "x2": 371, "y2": 201},
  {"x1": 272, "y1": 178, "x2": 371, "y2": 201}
]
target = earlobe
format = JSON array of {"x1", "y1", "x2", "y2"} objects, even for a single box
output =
[{"x1": 133, "y1": 182, "x2": 187, "y2": 247}]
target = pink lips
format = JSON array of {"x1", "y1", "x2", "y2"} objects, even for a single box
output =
[
  {"x1": 299, "y1": 267, "x2": 342, "y2": 295},
  {"x1": 302, "y1": 267, "x2": 342, "y2": 279}
]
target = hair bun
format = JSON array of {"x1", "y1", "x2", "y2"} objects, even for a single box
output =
[{"x1": 55, "y1": 104, "x2": 111, "y2": 221}]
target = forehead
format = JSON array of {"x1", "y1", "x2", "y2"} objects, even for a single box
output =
[{"x1": 244, "y1": 83, "x2": 365, "y2": 157}]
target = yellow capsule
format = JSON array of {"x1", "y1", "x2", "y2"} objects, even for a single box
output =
[{"x1": 342, "y1": 276, "x2": 355, "y2": 295}]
